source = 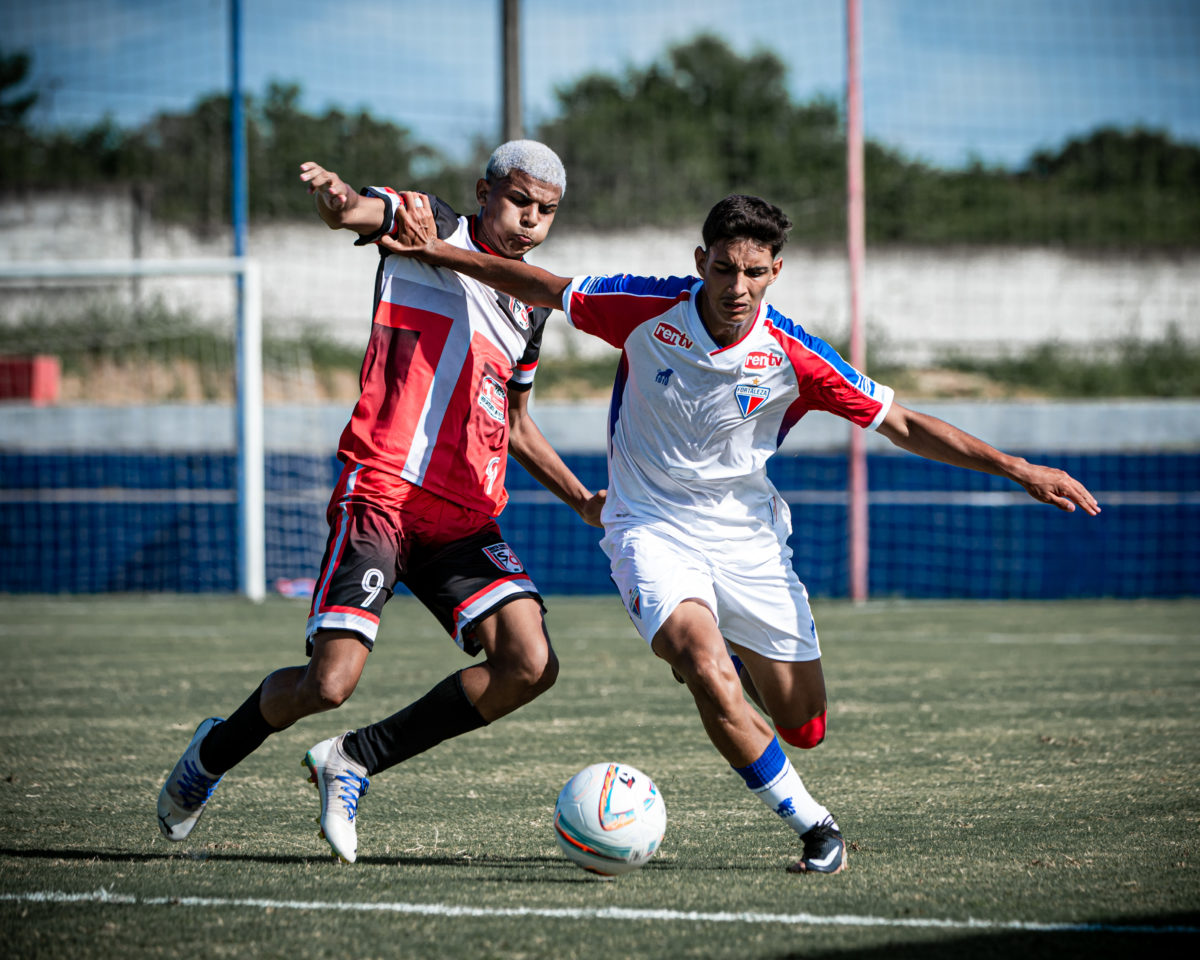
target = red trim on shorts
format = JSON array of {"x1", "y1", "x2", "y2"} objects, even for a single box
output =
[
  {"x1": 310, "y1": 504, "x2": 354, "y2": 617},
  {"x1": 319, "y1": 605, "x2": 381, "y2": 623},
  {"x1": 451, "y1": 573, "x2": 531, "y2": 620}
]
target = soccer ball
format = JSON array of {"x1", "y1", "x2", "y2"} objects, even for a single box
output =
[{"x1": 553, "y1": 762, "x2": 666, "y2": 877}]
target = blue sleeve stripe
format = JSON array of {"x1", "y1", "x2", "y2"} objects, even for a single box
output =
[
  {"x1": 607, "y1": 351, "x2": 630, "y2": 449},
  {"x1": 578, "y1": 274, "x2": 695, "y2": 299},
  {"x1": 732, "y1": 735, "x2": 788, "y2": 790},
  {"x1": 766, "y1": 304, "x2": 880, "y2": 398}
]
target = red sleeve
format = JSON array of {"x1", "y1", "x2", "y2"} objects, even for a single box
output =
[{"x1": 562, "y1": 274, "x2": 696, "y2": 348}]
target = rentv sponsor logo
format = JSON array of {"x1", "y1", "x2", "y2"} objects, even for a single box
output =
[
  {"x1": 653, "y1": 322, "x2": 693, "y2": 350},
  {"x1": 745, "y1": 351, "x2": 784, "y2": 371}
]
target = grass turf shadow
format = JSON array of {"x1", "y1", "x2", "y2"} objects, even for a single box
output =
[{"x1": 781, "y1": 915, "x2": 1200, "y2": 960}]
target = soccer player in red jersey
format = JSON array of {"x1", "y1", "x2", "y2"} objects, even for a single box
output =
[
  {"x1": 376, "y1": 192, "x2": 1101, "y2": 875},
  {"x1": 158, "y1": 141, "x2": 604, "y2": 862}
]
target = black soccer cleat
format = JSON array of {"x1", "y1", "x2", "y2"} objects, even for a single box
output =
[{"x1": 788, "y1": 815, "x2": 846, "y2": 875}]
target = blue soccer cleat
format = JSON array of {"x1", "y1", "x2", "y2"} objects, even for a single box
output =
[{"x1": 157, "y1": 717, "x2": 225, "y2": 841}]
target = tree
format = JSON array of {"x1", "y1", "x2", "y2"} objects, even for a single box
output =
[
  {"x1": 536, "y1": 35, "x2": 847, "y2": 234},
  {"x1": 0, "y1": 49, "x2": 37, "y2": 127},
  {"x1": 3, "y1": 40, "x2": 1197, "y2": 246},
  {"x1": 0, "y1": 49, "x2": 39, "y2": 180}
]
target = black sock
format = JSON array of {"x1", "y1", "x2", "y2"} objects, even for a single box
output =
[
  {"x1": 344, "y1": 671, "x2": 487, "y2": 776},
  {"x1": 198, "y1": 682, "x2": 282, "y2": 775}
]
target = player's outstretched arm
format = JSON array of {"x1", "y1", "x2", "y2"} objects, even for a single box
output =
[
  {"x1": 507, "y1": 387, "x2": 606, "y2": 528},
  {"x1": 299, "y1": 161, "x2": 386, "y2": 235},
  {"x1": 378, "y1": 200, "x2": 570, "y2": 309},
  {"x1": 877, "y1": 402, "x2": 1101, "y2": 515}
]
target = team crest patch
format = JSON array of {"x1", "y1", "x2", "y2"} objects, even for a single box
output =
[
  {"x1": 734, "y1": 383, "x2": 771, "y2": 418},
  {"x1": 483, "y1": 542, "x2": 524, "y2": 573},
  {"x1": 478, "y1": 374, "x2": 507, "y2": 423},
  {"x1": 495, "y1": 292, "x2": 531, "y2": 330},
  {"x1": 627, "y1": 585, "x2": 642, "y2": 619}
]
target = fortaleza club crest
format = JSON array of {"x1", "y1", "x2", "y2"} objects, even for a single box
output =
[
  {"x1": 734, "y1": 383, "x2": 770, "y2": 418},
  {"x1": 483, "y1": 542, "x2": 524, "y2": 573},
  {"x1": 627, "y1": 585, "x2": 642, "y2": 618}
]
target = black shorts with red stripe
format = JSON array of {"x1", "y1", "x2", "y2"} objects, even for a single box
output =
[{"x1": 305, "y1": 464, "x2": 543, "y2": 656}]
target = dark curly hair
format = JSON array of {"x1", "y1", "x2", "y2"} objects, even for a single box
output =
[{"x1": 701, "y1": 194, "x2": 793, "y2": 258}]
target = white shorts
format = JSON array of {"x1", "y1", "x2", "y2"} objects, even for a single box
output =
[{"x1": 601, "y1": 523, "x2": 821, "y2": 663}]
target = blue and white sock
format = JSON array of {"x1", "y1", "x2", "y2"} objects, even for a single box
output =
[{"x1": 733, "y1": 736, "x2": 834, "y2": 835}]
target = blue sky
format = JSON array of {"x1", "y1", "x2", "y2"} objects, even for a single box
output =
[{"x1": 8, "y1": 0, "x2": 1200, "y2": 169}]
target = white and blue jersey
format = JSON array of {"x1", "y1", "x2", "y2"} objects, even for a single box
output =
[{"x1": 562, "y1": 274, "x2": 894, "y2": 544}]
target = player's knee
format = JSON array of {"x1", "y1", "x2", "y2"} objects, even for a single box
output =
[
  {"x1": 497, "y1": 643, "x2": 558, "y2": 701},
  {"x1": 303, "y1": 671, "x2": 357, "y2": 712},
  {"x1": 675, "y1": 650, "x2": 740, "y2": 703},
  {"x1": 530, "y1": 646, "x2": 559, "y2": 696},
  {"x1": 776, "y1": 710, "x2": 827, "y2": 749}
]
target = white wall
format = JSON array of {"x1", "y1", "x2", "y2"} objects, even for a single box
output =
[{"x1": 2, "y1": 191, "x2": 1197, "y2": 365}]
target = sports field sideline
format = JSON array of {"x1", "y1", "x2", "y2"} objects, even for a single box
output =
[{"x1": 1, "y1": 595, "x2": 1196, "y2": 959}]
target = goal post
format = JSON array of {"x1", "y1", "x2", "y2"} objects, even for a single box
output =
[{"x1": 0, "y1": 257, "x2": 265, "y2": 600}]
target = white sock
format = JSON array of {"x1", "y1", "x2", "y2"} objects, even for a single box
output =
[{"x1": 733, "y1": 736, "x2": 833, "y2": 835}]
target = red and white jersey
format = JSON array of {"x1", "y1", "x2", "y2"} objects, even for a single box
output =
[
  {"x1": 563, "y1": 274, "x2": 894, "y2": 541},
  {"x1": 336, "y1": 188, "x2": 550, "y2": 516}
]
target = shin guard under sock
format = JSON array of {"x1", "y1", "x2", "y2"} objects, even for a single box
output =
[
  {"x1": 343, "y1": 671, "x2": 487, "y2": 776},
  {"x1": 198, "y1": 682, "x2": 282, "y2": 775}
]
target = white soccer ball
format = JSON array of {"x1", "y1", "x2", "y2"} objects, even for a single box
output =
[{"x1": 553, "y1": 761, "x2": 666, "y2": 877}]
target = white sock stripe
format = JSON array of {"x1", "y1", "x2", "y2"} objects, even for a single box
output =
[
  {"x1": 749, "y1": 757, "x2": 793, "y2": 795},
  {"x1": 2, "y1": 890, "x2": 1196, "y2": 935}
]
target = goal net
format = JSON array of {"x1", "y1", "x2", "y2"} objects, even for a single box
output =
[{"x1": 0, "y1": 258, "x2": 331, "y2": 600}]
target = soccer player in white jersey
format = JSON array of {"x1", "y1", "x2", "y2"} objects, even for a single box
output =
[
  {"x1": 157, "y1": 141, "x2": 605, "y2": 863},
  {"x1": 377, "y1": 192, "x2": 1101, "y2": 874}
]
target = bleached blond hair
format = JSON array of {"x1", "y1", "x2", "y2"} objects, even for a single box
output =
[{"x1": 485, "y1": 140, "x2": 566, "y2": 195}]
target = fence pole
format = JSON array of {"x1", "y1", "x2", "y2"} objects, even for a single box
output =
[
  {"x1": 502, "y1": 0, "x2": 522, "y2": 141},
  {"x1": 846, "y1": 0, "x2": 869, "y2": 602}
]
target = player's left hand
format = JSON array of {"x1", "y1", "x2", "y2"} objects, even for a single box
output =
[
  {"x1": 379, "y1": 191, "x2": 438, "y2": 257},
  {"x1": 299, "y1": 161, "x2": 351, "y2": 208},
  {"x1": 1017, "y1": 464, "x2": 1101, "y2": 515},
  {"x1": 578, "y1": 490, "x2": 607, "y2": 528}
]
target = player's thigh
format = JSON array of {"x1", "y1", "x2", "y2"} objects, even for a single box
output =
[
  {"x1": 649, "y1": 598, "x2": 728, "y2": 675},
  {"x1": 711, "y1": 548, "x2": 821, "y2": 664},
  {"x1": 603, "y1": 524, "x2": 718, "y2": 650},
  {"x1": 405, "y1": 525, "x2": 545, "y2": 657},
  {"x1": 306, "y1": 630, "x2": 372, "y2": 699},
  {"x1": 471, "y1": 596, "x2": 554, "y2": 673},
  {"x1": 306, "y1": 499, "x2": 403, "y2": 653},
  {"x1": 730, "y1": 646, "x2": 826, "y2": 727}
]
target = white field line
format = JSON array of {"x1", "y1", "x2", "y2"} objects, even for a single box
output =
[{"x1": 2, "y1": 889, "x2": 1197, "y2": 935}]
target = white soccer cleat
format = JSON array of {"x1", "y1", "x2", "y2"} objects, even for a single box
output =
[
  {"x1": 304, "y1": 733, "x2": 369, "y2": 864},
  {"x1": 157, "y1": 717, "x2": 224, "y2": 841}
]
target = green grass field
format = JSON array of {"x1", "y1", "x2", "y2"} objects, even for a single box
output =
[{"x1": 1, "y1": 596, "x2": 1197, "y2": 959}]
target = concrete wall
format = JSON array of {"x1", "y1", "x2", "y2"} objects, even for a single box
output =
[{"x1": 3, "y1": 191, "x2": 1198, "y2": 365}]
